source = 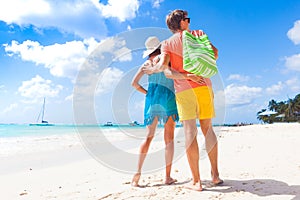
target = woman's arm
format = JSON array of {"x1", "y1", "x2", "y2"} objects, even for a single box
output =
[
  {"x1": 142, "y1": 53, "x2": 169, "y2": 74},
  {"x1": 131, "y1": 66, "x2": 147, "y2": 94}
]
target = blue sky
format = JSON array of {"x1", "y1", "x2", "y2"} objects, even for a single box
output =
[{"x1": 0, "y1": 0, "x2": 300, "y2": 124}]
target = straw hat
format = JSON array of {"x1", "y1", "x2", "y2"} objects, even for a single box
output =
[{"x1": 142, "y1": 36, "x2": 161, "y2": 58}]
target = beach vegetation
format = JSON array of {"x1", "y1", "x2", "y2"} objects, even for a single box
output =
[{"x1": 257, "y1": 94, "x2": 300, "y2": 123}]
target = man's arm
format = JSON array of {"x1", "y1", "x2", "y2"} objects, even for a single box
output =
[
  {"x1": 164, "y1": 68, "x2": 206, "y2": 84},
  {"x1": 163, "y1": 68, "x2": 187, "y2": 79},
  {"x1": 211, "y1": 43, "x2": 218, "y2": 60},
  {"x1": 143, "y1": 52, "x2": 206, "y2": 84}
]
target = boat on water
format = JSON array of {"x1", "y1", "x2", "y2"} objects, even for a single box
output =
[
  {"x1": 29, "y1": 98, "x2": 54, "y2": 126},
  {"x1": 103, "y1": 121, "x2": 113, "y2": 126},
  {"x1": 129, "y1": 121, "x2": 140, "y2": 126}
]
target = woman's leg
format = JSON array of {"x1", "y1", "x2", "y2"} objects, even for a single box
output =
[
  {"x1": 131, "y1": 117, "x2": 158, "y2": 186},
  {"x1": 163, "y1": 117, "x2": 176, "y2": 184}
]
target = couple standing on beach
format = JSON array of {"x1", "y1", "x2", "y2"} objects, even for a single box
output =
[{"x1": 131, "y1": 9, "x2": 223, "y2": 191}]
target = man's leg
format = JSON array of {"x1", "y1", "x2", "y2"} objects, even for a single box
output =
[
  {"x1": 200, "y1": 118, "x2": 222, "y2": 184},
  {"x1": 182, "y1": 119, "x2": 203, "y2": 191}
]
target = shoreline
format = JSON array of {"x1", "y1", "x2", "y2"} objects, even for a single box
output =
[{"x1": 1, "y1": 123, "x2": 300, "y2": 199}]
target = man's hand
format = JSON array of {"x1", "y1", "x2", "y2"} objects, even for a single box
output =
[{"x1": 187, "y1": 74, "x2": 206, "y2": 84}]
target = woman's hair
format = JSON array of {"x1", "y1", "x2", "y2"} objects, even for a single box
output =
[
  {"x1": 148, "y1": 48, "x2": 161, "y2": 58},
  {"x1": 166, "y1": 9, "x2": 188, "y2": 33}
]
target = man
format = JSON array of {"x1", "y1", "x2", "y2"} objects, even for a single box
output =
[{"x1": 143, "y1": 9, "x2": 223, "y2": 191}]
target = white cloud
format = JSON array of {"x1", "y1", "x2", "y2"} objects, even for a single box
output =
[
  {"x1": 107, "y1": 37, "x2": 132, "y2": 61},
  {"x1": 286, "y1": 77, "x2": 300, "y2": 92},
  {"x1": 91, "y1": 0, "x2": 139, "y2": 22},
  {"x1": 4, "y1": 38, "x2": 99, "y2": 79},
  {"x1": 214, "y1": 90, "x2": 226, "y2": 109},
  {"x1": 0, "y1": 0, "x2": 50, "y2": 23},
  {"x1": 134, "y1": 100, "x2": 144, "y2": 110},
  {"x1": 224, "y1": 84, "x2": 262, "y2": 106},
  {"x1": 72, "y1": 36, "x2": 132, "y2": 103},
  {"x1": 2, "y1": 103, "x2": 18, "y2": 114},
  {"x1": 18, "y1": 75, "x2": 63, "y2": 99},
  {"x1": 227, "y1": 74, "x2": 249, "y2": 82},
  {"x1": 82, "y1": 36, "x2": 133, "y2": 65},
  {"x1": 152, "y1": 0, "x2": 164, "y2": 8},
  {"x1": 4, "y1": 36, "x2": 132, "y2": 80},
  {"x1": 0, "y1": 85, "x2": 6, "y2": 93},
  {"x1": 96, "y1": 67, "x2": 124, "y2": 94},
  {"x1": 285, "y1": 54, "x2": 300, "y2": 72},
  {"x1": 65, "y1": 94, "x2": 73, "y2": 101},
  {"x1": 287, "y1": 20, "x2": 300, "y2": 45},
  {"x1": 265, "y1": 81, "x2": 284, "y2": 95},
  {"x1": 0, "y1": 0, "x2": 108, "y2": 39},
  {"x1": 263, "y1": 78, "x2": 300, "y2": 96},
  {"x1": 72, "y1": 66, "x2": 124, "y2": 124}
]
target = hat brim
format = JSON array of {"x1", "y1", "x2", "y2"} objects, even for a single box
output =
[{"x1": 142, "y1": 44, "x2": 161, "y2": 58}]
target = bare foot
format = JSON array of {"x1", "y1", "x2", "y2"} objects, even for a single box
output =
[
  {"x1": 184, "y1": 181, "x2": 203, "y2": 191},
  {"x1": 165, "y1": 177, "x2": 177, "y2": 185},
  {"x1": 211, "y1": 171, "x2": 223, "y2": 186},
  {"x1": 212, "y1": 178, "x2": 224, "y2": 186},
  {"x1": 131, "y1": 173, "x2": 141, "y2": 187}
]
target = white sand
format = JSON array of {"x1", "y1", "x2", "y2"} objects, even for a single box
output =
[{"x1": 1, "y1": 123, "x2": 300, "y2": 200}]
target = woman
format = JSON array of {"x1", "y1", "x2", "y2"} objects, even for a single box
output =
[{"x1": 131, "y1": 36, "x2": 178, "y2": 187}]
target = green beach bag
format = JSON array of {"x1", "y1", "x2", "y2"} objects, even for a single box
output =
[{"x1": 183, "y1": 30, "x2": 218, "y2": 78}]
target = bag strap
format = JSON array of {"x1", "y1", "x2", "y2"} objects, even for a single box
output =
[{"x1": 191, "y1": 30, "x2": 204, "y2": 38}]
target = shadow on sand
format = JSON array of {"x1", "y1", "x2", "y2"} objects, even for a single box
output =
[
  {"x1": 101, "y1": 178, "x2": 299, "y2": 200},
  {"x1": 203, "y1": 178, "x2": 300, "y2": 200}
]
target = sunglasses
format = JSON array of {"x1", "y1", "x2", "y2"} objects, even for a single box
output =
[{"x1": 183, "y1": 17, "x2": 190, "y2": 23}]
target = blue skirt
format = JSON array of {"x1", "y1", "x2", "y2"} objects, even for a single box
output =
[{"x1": 144, "y1": 73, "x2": 178, "y2": 125}]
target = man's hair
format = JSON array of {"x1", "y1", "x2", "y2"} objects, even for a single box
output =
[{"x1": 166, "y1": 9, "x2": 188, "y2": 33}]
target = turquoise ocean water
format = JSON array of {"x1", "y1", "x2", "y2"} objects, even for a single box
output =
[
  {"x1": 0, "y1": 124, "x2": 153, "y2": 158},
  {"x1": 0, "y1": 124, "x2": 147, "y2": 138}
]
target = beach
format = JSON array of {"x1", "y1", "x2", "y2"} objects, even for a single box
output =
[{"x1": 1, "y1": 123, "x2": 300, "y2": 200}]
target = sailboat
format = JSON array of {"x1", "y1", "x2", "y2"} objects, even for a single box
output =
[{"x1": 29, "y1": 98, "x2": 54, "y2": 126}]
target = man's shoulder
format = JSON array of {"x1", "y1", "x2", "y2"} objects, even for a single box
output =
[{"x1": 162, "y1": 33, "x2": 181, "y2": 45}]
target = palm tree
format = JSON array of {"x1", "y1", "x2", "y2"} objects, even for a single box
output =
[
  {"x1": 285, "y1": 96, "x2": 300, "y2": 122},
  {"x1": 294, "y1": 94, "x2": 300, "y2": 112},
  {"x1": 257, "y1": 109, "x2": 268, "y2": 123},
  {"x1": 257, "y1": 93, "x2": 300, "y2": 123},
  {"x1": 292, "y1": 94, "x2": 300, "y2": 121},
  {"x1": 277, "y1": 101, "x2": 288, "y2": 114},
  {"x1": 268, "y1": 99, "x2": 278, "y2": 111}
]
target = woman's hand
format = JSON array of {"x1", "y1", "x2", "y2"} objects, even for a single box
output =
[
  {"x1": 152, "y1": 55, "x2": 161, "y2": 65},
  {"x1": 142, "y1": 60, "x2": 155, "y2": 75}
]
